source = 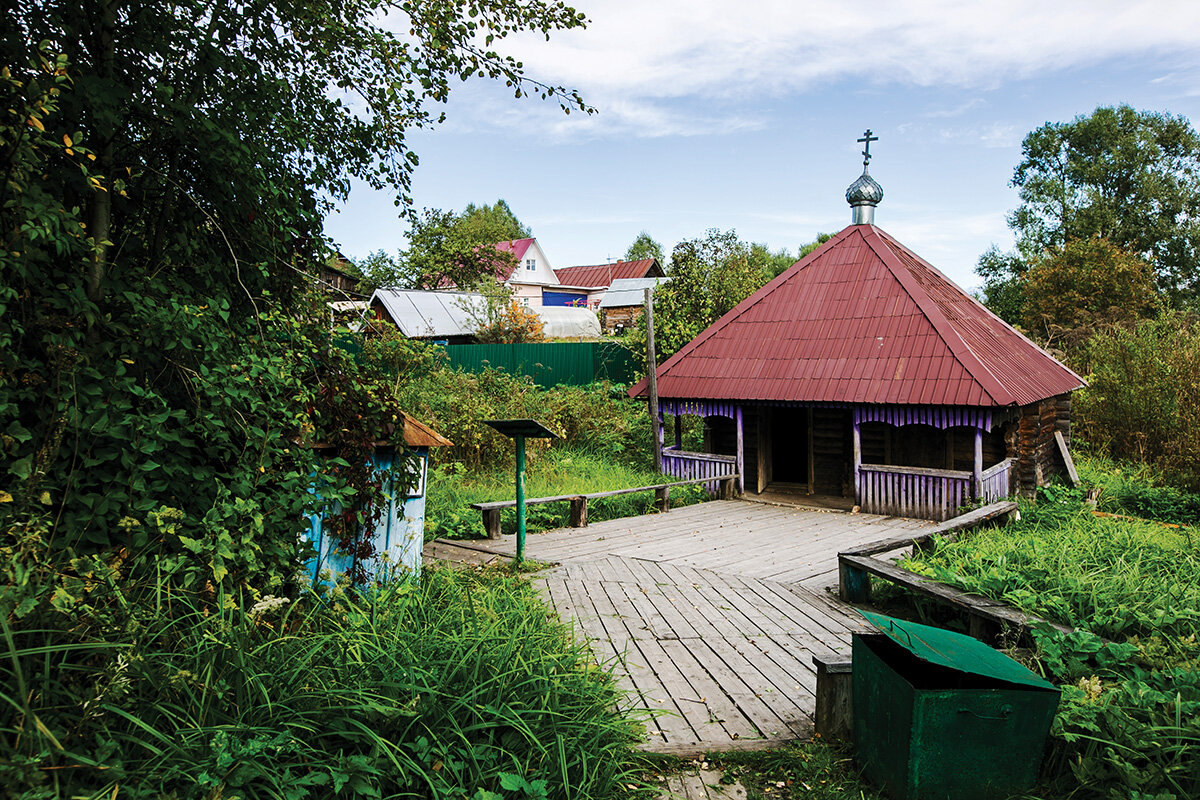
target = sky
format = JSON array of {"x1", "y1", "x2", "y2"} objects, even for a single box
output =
[{"x1": 322, "y1": 0, "x2": 1200, "y2": 290}]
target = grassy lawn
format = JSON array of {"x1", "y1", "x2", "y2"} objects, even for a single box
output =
[{"x1": 424, "y1": 447, "x2": 710, "y2": 540}]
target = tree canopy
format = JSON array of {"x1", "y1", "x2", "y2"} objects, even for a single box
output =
[
  {"x1": 1, "y1": 2, "x2": 586, "y2": 569},
  {"x1": 1021, "y1": 237, "x2": 1161, "y2": 351},
  {"x1": 461, "y1": 199, "x2": 532, "y2": 243},
  {"x1": 624, "y1": 231, "x2": 664, "y2": 262},
  {"x1": 357, "y1": 200, "x2": 533, "y2": 290},
  {"x1": 640, "y1": 229, "x2": 775, "y2": 360},
  {"x1": 979, "y1": 105, "x2": 1200, "y2": 313}
]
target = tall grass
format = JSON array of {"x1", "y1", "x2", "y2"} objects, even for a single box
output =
[
  {"x1": 1, "y1": 567, "x2": 646, "y2": 799},
  {"x1": 426, "y1": 448, "x2": 709, "y2": 540},
  {"x1": 901, "y1": 491, "x2": 1200, "y2": 800}
]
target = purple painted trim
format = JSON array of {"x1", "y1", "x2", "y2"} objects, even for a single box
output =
[
  {"x1": 856, "y1": 459, "x2": 1014, "y2": 521},
  {"x1": 854, "y1": 404, "x2": 993, "y2": 431},
  {"x1": 661, "y1": 399, "x2": 739, "y2": 420},
  {"x1": 662, "y1": 448, "x2": 737, "y2": 495},
  {"x1": 735, "y1": 405, "x2": 744, "y2": 494},
  {"x1": 664, "y1": 399, "x2": 1000, "y2": 430}
]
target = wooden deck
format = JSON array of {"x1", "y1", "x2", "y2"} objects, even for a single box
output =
[{"x1": 439, "y1": 500, "x2": 932, "y2": 755}]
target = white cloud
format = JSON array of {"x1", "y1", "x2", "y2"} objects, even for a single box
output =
[{"x1": 469, "y1": 0, "x2": 1200, "y2": 137}]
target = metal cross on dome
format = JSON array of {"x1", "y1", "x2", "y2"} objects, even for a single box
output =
[{"x1": 858, "y1": 129, "x2": 878, "y2": 167}]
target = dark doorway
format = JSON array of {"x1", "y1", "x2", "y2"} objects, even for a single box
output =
[{"x1": 771, "y1": 408, "x2": 808, "y2": 484}]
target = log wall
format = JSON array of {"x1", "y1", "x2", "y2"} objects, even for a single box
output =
[{"x1": 1012, "y1": 393, "x2": 1072, "y2": 496}]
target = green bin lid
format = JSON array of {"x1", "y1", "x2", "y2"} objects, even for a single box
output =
[{"x1": 858, "y1": 611, "x2": 1056, "y2": 690}]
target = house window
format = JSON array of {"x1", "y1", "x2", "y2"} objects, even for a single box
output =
[{"x1": 526, "y1": 258, "x2": 536, "y2": 271}]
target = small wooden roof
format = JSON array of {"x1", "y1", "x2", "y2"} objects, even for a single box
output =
[
  {"x1": 307, "y1": 410, "x2": 451, "y2": 450},
  {"x1": 632, "y1": 224, "x2": 1084, "y2": 408}
]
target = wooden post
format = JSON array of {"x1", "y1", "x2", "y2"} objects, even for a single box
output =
[
  {"x1": 973, "y1": 427, "x2": 983, "y2": 501},
  {"x1": 654, "y1": 486, "x2": 670, "y2": 512},
  {"x1": 813, "y1": 654, "x2": 854, "y2": 742},
  {"x1": 569, "y1": 497, "x2": 588, "y2": 528},
  {"x1": 839, "y1": 559, "x2": 870, "y2": 603},
  {"x1": 735, "y1": 405, "x2": 744, "y2": 495},
  {"x1": 674, "y1": 414, "x2": 682, "y2": 449},
  {"x1": 645, "y1": 288, "x2": 662, "y2": 474},
  {"x1": 482, "y1": 508, "x2": 502, "y2": 539},
  {"x1": 806, "y1": 407, "x2": 815, "y2": 495},
  {"x1": 852, "y1": 417, "x2": 862, "y2": 506}
]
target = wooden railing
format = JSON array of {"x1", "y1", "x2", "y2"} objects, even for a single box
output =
[
  {"x1": 837, "y1": 501, "x2": 1072, "y2": 640},
  {"x1": 857, "y1": 458, "x2": 1015, "y2": 521},
  {"x1": 661, "y1": 446, "x2": 738, "y2": 495},
  {"x1": 857, "y1": 463, "x2": 971, "y2": 521},
  {"x1": 470, "y1": 472, "x2": 739, "y2": 539},
  {"x1": 980, "y1": 458, "x2": 1014, "y2": 503}
]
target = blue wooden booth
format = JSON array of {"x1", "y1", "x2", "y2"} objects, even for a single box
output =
[{"x1": 305, "y1": 413, "x2": 451, "y2": 587}]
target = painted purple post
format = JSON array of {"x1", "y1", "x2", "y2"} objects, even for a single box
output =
[
  {"x1": 735, "y1": 405, "x2": 744, "y2": 495},
  {"x1": 973, "y1": 427, "x2": 984, "y2": 500},
  {"x1": 674, "y1": 413, "x2": 682, "y2": 449}
]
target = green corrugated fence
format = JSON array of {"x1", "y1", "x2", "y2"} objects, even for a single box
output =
[{"x1": 441, "y1": 342, "x2": 640, "y2": 388}]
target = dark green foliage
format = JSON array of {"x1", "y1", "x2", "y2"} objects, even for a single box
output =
[
  {"x1": 634, "y1": 229, "x2": 776, "y2": 362},
  {"x1": 1, "y1": 564, "x2": 644, "y2": 799},
  {"x1": 2, "y1": 0, "x2": 589, "y2": 590},
  {"x1": 978, "y1": 105, "x2": 1200, "y2": 312},
  {"x1": 1009, "y1": 105, "x2": 1200, "y2": 306},
  {"x1": 974, "y1": 245, "x2": 1030, "y2": 324},
  {"x1": 796, "y1": 232, "x2": 834, "y2": 263},
  {"x1": 1075, "y1": 312, "x2": 1200, "y2": 490},
  {"x1": 460, "y1": 199, "x2": 532, "y2": 242}
]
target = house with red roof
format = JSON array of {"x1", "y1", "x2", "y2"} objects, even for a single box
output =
[
  {"x1": 631, "y1": 136, "x2": 1085, "y2": 521},
  {"x1": 492, "y1": 238, "x2": 561, "y2": 307},
  {"x1": 490, "y1": 238, "x2": 662, "y2": 309},
  {"x1": 550, "y1": 258, "x2": 665, "y2": 309}
]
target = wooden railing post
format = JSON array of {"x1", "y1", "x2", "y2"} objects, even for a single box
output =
[
  {"x1": 569, "y1": 496, "x2": 588, "y2": 528},
  {"x1": 839, "y1": 558, "x2": 870, "y2": 603},
  {"x1": 654, "y1": 486, "x2": 670, "y2": 512}
]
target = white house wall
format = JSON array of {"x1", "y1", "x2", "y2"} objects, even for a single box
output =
[{"x1": 506, "y1": 240, "x2": 559, "y2": 307}]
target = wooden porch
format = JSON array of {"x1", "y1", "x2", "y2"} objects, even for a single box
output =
[{"x1": 445, "y1": 500, "x2": 931, "y2": 754}]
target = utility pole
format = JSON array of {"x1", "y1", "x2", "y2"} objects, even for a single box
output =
[{"x1": 645, "y1": 287, "x2": 662, "y2": 473}]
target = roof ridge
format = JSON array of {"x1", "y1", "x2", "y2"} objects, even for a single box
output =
[
  {"x1": 861, "y1": 227, "x2": 1014, "y2": 405},
  {"x1": 644, "y1": 226, "x2": 860, "y2": 384}
]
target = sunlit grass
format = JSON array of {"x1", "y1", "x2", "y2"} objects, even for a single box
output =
[{"x1": 425, "y1": 447, "x2": 710, "y2": 540}]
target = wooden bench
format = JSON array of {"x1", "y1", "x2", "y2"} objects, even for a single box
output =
[
  {"x1": 835, "y1": 501, "x2": 1071, "y2": 642},
  {"x1": 470, "y1": 473, "x2": 739, "y2": 539}
]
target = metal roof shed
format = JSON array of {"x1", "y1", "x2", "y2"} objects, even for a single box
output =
[{"x1": 370, "y1": 289, "x2": 486, "y2": 342}]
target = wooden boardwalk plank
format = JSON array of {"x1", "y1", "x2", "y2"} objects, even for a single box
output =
[{"x1": 450, "y1": 500, "x2": 937, "y2": 753}]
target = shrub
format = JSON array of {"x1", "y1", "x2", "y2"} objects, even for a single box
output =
[{"x1": 1075, "y1": 312, "x2": 1200, "y2": 490}]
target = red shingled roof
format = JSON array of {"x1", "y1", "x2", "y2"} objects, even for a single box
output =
[
  {"x1": 554, "y1": 259, "x2": 662, "y2": 288},
  {"x1": 632, "y1": 225, "x2": 1084, "y2": 408}
]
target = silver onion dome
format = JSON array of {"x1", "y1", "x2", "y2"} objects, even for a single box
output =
[
  {"x1": 847, "y1": 129, "x2": 882, "y2": 224},
  {"x1": 846, "y1": 170, "x2": 884, "y2": 206}
]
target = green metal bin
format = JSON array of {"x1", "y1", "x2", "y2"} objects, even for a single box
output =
[{"x1": 852, "y1": 611, "x2": 1060, "y2": 800}]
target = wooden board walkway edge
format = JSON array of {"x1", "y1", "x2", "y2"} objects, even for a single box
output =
[{"x1": 840, "y1": 500, "x2": 1018, "y2": 558}]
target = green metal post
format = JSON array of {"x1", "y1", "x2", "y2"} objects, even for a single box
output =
[{"x1": 515, "y1": 434, "x2": 526, "y2": 562}]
